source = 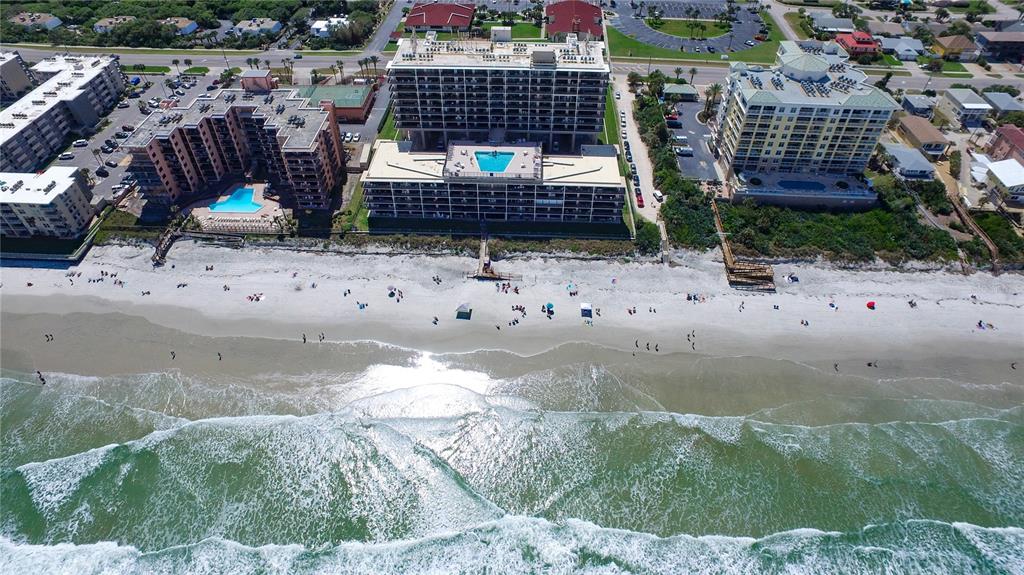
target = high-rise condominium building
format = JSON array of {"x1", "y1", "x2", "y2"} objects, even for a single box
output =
[
  {"x1": 361, "y1": 141, "x2": 625, "y2": 225},
  {"x1": 123, "y1": 89, "x2": 345, "y2": 210},
  {"x1": 0, "y1": 55, "x2": 124, "y2": 173},
  {"x1": 0, "y1": 51, "x2": 36, "y2": 102},
  {"x1": 387, "y1": 33, "x2": 609, "y2": 150},
  {"x1": 0, "y1": 166, "x2": 95, "y2": 238},
  {"x1": 715, "y1": 41, "x2": 899, "y2": 177}
]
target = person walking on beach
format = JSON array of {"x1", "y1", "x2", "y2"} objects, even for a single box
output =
[
  {"x1": 302, "y1": 334, "x2": 307, "y2": 344},
  {"x1": 218, "y1": 353, "x2": 222, "y2": 361},
  {"x1": 170, "y1": 351, "x2": 176, "y2": 360}
]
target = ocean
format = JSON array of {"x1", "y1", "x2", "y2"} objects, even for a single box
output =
[{"x1": 2, "y1": 335, "x2": 1023, "y2": 574}]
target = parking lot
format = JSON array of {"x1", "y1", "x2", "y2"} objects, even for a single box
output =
[
  {"x1": 49, "y1": 73, "x2": 213, "y2": 202},
  {"x1": 671, "y1": 100, "x2": 719, "y2": 182},
  {"x1": 608, "y1": 1, "x2": 765, "y2": 55}
]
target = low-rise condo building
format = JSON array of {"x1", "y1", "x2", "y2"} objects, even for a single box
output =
[
  {"x1": 93, "y1": 16, "x2": 136, "y2": 33},
  {"x1": 361, "y1": 141, "x2": 625, "y2": 225},
  {"x1": 715, "y1": 41, "x2": 899, "y2": 179},
  {"x1": 123, "y1": 89, "x2": 345, "y2": 211},
  {"x1": 0, "y1": 166, "x2": 94, "y2": 238},
  {"x1": 987, "y1": 159, "x2": 1024, "y2": 204},
  {"x1": 233, "y1": 18, "x2": 282, "y2": 36},
  {"x1": 8, "y1": 12, "x2": 62, "y2": 29},
  {"x1": 0, "y1": 51, "x2": 36, "y2": 102},
  {"x1": 0, "y1": 55, "x2": 124, "y2": 173},
  {"x1": 937, "y1": 89, "x2": 992, "y2": 129},
  {"x1": 160, "y1": 17, "x2": 198, "y2": 36},
  {"x1": 388, "y1": 33, "x2": 608, "y2": 150},
  {"x1": 975, "y1": 31, "x2": 1024, "y2": 61}
]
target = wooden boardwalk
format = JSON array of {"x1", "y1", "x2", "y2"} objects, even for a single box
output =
[{"x1": 710, "y1": 199, "x2": 776, "y2": 292}]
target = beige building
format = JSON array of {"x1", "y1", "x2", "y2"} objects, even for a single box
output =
[
  {"x1": 715, "y1": 41, "x2": 899, "y2": 179},
  {"x1": 0, "y1": 55, "x2": 125, "y2": 173},
  {"x1": 159, "y1": 17, "x2": 198, "y2": 35},
  {"x1": 93, "y1": 16, "x2": 136, "y2": 33},
  {"x1": 361, "y1": 141, "x2": 625, "y2": 224},
  {"x1": 0, "y1": 166, "x2": 94, "y2": 238},
  {"x1": 0, "y1": 51, "x2": 36, "y2": 102},
  {"x1": 8, "y1": 12, "x2": 62, "y2": 29},
  {"x1": 124, "y1": 88, "x2": 345, "y2": 211}
]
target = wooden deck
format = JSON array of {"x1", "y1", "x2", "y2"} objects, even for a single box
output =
[{"x1": 710, "y1": 199, "x2": 776, "y2": 292}]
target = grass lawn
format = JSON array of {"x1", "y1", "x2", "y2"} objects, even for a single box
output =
[
  {"x1": 601, "y1": 86, "x2": 622, "y2": 147},
  {"x1": 917, "y1": 56, "x2": 968, "y2": 73},
  {"x1": 337, "y1": 180, "x2": 369, "y2": 232},
  {"x1": 379, "y1": 106, "x2": 398, "y2": 140},
  {"x1": 881, "y1": 54, "x2": 905, "y2": 67},
  {"x1": 783, "y1": 12, "x2": 809, "y2": 39},
  {"x1": 128, "y1": 65, "x2": 171, "y2": 74},
  {"x1": 182, "y1": 66, "x2": 209, "y2": 75},
  {"x1": 646, "y1": 18, "x2": 730, "y2": 39},
  {"x1": 482, "y1": 21, "x2": 543, "y2": 39},
  {"x1": 947, "y1": 0, "x2": 995, "y2": 13}
]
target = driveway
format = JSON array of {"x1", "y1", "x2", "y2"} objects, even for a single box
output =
[
  {"x1": 607, "y1": 1, "x2": 764, "y2": 55},
  {"x1": 614, "y1": 76, "x2": 662, "y2": 226},
  {"x1": 671, "y1": 100, "x2": 718, "y2": 181}
]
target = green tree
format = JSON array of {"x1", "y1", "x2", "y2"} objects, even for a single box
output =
[
  {"x1": 703, "y1": 83, "x2": 723, "y2": 117},
  {"x1": 688, "y1": 67, "x2": 697, "y2": 84},
  {"x1": 171, "y1": 59, "x2": 180, "y2": 74},
  {"x1": 627, "y1": 71, "x2": 641, "y2": 92},
  {"x1": 674, "y1": 67, "x2": 682, "y2": 80}
]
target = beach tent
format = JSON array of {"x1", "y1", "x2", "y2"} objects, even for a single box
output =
[
  {"x1": 580, "y1": 303, "x2": 593, "y2": 318},
  {"x1": 456, "y1": 303, "x2": 473, "y2": 320}
]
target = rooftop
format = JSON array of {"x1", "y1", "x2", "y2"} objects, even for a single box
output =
[
  {"x1": 160, "y1": 17, "x2": 195, "y2": 29},
  {"x1": 810, "y1": 14, "x2": 855, "y2": 31},
  {"x1": 902, "y1": 94, "x2": 935, "y2": 109},
  {"x1": 988, "y1": 158, "x2": 1024, "y2": 187},
  {"x1": 733, "y1": 171, "x2": 876, "y2": 200},
  {"x1": 945, "y1": 88, "x2": 992, "y2": 110},
  {"x1": 8, "y1": 12, "x2": 60, "y2": 26},
  {"x1": 389, "y1": 34, "x2": 608, "y2": 72},
  {"x1": 934, "y1": 35, "x2": 978, "y2": 52},
  {"x1": 545, "y1": 0, "x2": 603, "y2": 38},
  {"x1": 0, "y1": 55, "x2": 119, "y2": 142},
  {"x1": 94, "y1": 16, "x2": 136, "y2": 28},
  {"x1": 234, "y1": 18, "x2": 280, "y2": 31},
  {"x1": 727, "y1": 41, "x2": 899, "y2": 109},
  {"x1": 981, "y1": 91, "x2": 1024, "y2": 113},
  {"x1": 405, "y1": 2, "x2": 476, "y2": 28},
  {"x1": 975, "y1": 31, "x2": 1024, "y2": 44},
  {"x1": 898, "y1": 114, "x2": 946, "y2": 146},
  {"x1": 122, "y1": 88, "x2": 330, "y2": 151},
  {"x1": 0, "y1": 166, "x2": 80, "y2": 205},
  {"x1": 296, "y1": 84, "x2": 372, "y2": 108},
  {"x1": 879, "y1": 36, "x2": 924, "y2": 53},
  {"x1": 882, "y1": 142, "x2": 934, "y2": 174},
  {"x1": 995, "y1": 125, "x2": 1024, "y2": 149},
  {"x1": 664, "y1": 83, "x2": 699, "y2": 95},
  {"x1": 364, "y1": 141, "x2": 623, "y2": 187}
]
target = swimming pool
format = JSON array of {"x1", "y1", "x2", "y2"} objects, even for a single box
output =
[
  {"x1": 209, "y1": 187, "x2": 261, "y2": 213},
  {"x1": 475, "y1": 151, "x2": 515, "y2": 172},
  {"x1": 777, "y1": 180, "x2": 826, "y2": 192}
]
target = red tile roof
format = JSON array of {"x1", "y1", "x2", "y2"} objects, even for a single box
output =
[
  {"x1": 545, "y1": 0, "x2": 603, "y2": 39},
  {"x1": 406, "y1": 2, "x2": 476, "y2": 29},
  {"x1": 835, "y1": 31, "x2": 879, "y2": 52},
  {"x1": 996, "y1": 125, "x2": 1024, "y2": 150}
]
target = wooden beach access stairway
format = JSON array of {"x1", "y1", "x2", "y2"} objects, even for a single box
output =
[
  {"x1": 465, "y1": 235, "x2": 521, "y2": 281},
  {"x1": 710, "y1": 199, "x2": 776, "y2": 292}
]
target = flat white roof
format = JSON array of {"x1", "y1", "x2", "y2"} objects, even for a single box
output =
[
  {"x1": 388, "y1": 34, "x2": 608, "y2": 72},
  {"x1": 0, "y1": 55, "x2": 118, "y2": 141},
  {"x1": 0, "y1": 166, "x2": 79, "y2": 205},
  {"x1": 364, "y1": 141, "x2": 623, "y2": 187},
  {"x1": 988, "y1": 159, "x2": 1024, "y2": 187}
]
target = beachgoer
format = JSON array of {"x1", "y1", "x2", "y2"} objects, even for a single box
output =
[
  {"x1": 170, "y1": 351, "x2": 176, "y2": 360},
  {"x1": 834, "y1": 363, "x2": 839, "y2": 372},
  {"x1": 218, "y1": 353, "x2": 222, "y2": 361}
]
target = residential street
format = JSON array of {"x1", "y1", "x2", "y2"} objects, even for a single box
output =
[{"x1": 614, "y1": 75, "x2": 662, "y2": 227}]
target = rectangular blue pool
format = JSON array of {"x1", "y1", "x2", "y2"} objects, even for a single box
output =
[
  {"x1": 209, "y1": 187, "x2": 261, "y2": 213},
  {"x1": 475, "y1": 151, "x2": 515, "y2": 172},
  {"x1": 777, "y1": 180, "x2": 826, "y2": 192}
]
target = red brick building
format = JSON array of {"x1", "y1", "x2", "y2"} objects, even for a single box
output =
[
  {"x1": 545, "y1": 0, "x2": 603, "y2": 40},
  {"x1": 405, "y1": 2, "x2": 476, "y2": 33},
  {"x1": 989, "y1": 125, "x2": 1024, "y2": 164},
  {"x1": 836, "y1": 31, "x2": 880, "y2": 57}
]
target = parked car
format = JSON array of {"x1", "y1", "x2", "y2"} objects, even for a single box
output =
[
  {"x1": 175, "y1": 89, "x2": 186, "y2": 96},
  {"x1": 117, "y1": 101, "x2": 130, "y2": 109},
  {"x1": 615, "y1": 91, "x2": 621, "y2": 99},
  {"x1": 352, "y1": 133, "x2": 361, "y2": 142},
  {"x1": 206, "y1": 85, "x2": 217, "y2": 91},
  {"x1": 95, "y1": 167, "x2": 109, "y2": 177},
  {"x1": 73, "y1": 139, "x2": 88, "y2": 147},
  {"x1": 630, "y1": 163, "x2": 637, "y2": 173},
  {"x1": 212, "y1": 79, "x2": 221, "y2": 85},
  {"x1": 673, "y1": 135, "x2": 688, "y2": 142},
  {"x1": 674, "y1": 146, "x2": 694, "y2": 156},
  {"x1": 100, "y1": 145, "x2": 113, "y2": 154},
  {"x1": 620, "y1": 130, "x2": 627, "y2": 139},
  {"x1": 104, "y1": 139, "x2": 118, "y2": 147},
  {"x1": 122, "y1": 125, "x2": 135, "y2": 132},
  {"x1": 105, "y1": 160, "x2": 119, "y2": 168},
  {"x1": 707, "y1": 46, "x2": 716, "y2": 53},
  {"x1": 745, "y1": 40, "x2": 755, "y2": 47},
  {"x1": 344, "y1": 133, "x2": 354, "y2": 143},
  {"x1": 115, "y1": 132, "x2": 130, "y2": 139},
  {"x1": 635, "y1": 194, "x2": 644, "y2": 208},
  {"x1": 294, "y1": 53, "x2": 303, "y2": 59},
  {"x1": 665, "y1": 114, "x2": 678, "y2": 120},
  {"x1": 59, "y1": 152, "x2": 75, "y2": 160}
]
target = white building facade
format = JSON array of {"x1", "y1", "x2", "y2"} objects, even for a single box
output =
[{"x1": 0, "y1": 166, "x2": 95, "y2": 238}]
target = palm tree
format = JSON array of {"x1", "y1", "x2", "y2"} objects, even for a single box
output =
[
  {"x1": 245, "y1": 58, "x2": 254, "y2": 69},
  {"x1": 336, "y1": 60, "x2": 344, "y2": 82},
  {"x1": 688, "y1": 67, "x2": 698, "y2": 84},
  {"x1": 369, "y1": 55, "x2": 380, "y2": 76},
  {"x1": 673, "y1": 67, "x2": 682, "y2": 80},
  {"x1": 171, "y1": 59, "x2": 180, "y2": 74},
  {"x1": 183, "y1": 58, "x2": 193, "y2": 69},
  {"x1": 329, "y1": 64, "x2": 338, "y2": 82},
  {"x1": 703, "y1": 83, "x2": 723, "y2": 117},
  {"x1": 626, "y1": 71, "x2": 641, "y2": 92},
  {"x1": 263, "y1": 59, "x2": 270, "y2": 70}
]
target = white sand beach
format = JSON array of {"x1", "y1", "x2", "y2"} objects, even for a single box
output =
[{"x1": 2, "y1": 242, "x2": 1022, "y2": 366}]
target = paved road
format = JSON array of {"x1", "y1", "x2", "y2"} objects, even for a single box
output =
[
  {"x1": 614, "y1": 75, "x2": 662, "y2": 226},
  {"x1": 608, "y1": 1, "x2": 765, "y2": 55}
]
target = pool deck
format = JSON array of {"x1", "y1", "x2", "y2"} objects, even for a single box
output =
[
  {"x1": 725, "y1": 172, "x2": 877, "y2": 208},
  {"x1": 189, "y1": 183, "x2": 285, "y2": 233},
  {"x1": 443, "y1": 142, "x2": 542, "y2": 180}
]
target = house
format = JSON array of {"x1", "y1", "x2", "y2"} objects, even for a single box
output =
[
  {"x1": 932, "y1": 35, "x2": 980, "y2": 62},
  {"x1": 311, "y1": 16, "x2": 350, "y2": 38},
  {"x1": 897, "y1": 115, "x2": 948, "y2": 158},
  {"x1": 93, "y1": 16, "x2": 136, "y2": 34},
  {"x1": 297, "y1": 84, "x2": 377, "y2": 122},
  {"x1": 883, "y1": 143, "x2": 935, "y2": 180},
  {"x1": 937, "y1": 89, "x2": 992, "y2": 129},
  {"x1": 981, "y1": 92, "x2": 1024, "y2": 118},
  {"x1": 233, "y1": 18, "x2": 282, "y2": 36},
  {"x1": 545, "y1": 0, "x2": 603, "y2": 40},
  {"x1": 902, "y1": 95, "x2": 935, "y2": 118},
  {"x1": 810, "y1": 14, "x2": 855, "y2": 34},
  {"x1": 664, "y1": 83, "x2": 699, "y2": 102},
  {"x1": 836, "y1": 31, "x2": 880, "y2": 57},
  {"x1": 988, "y1": 125, "x2": 1024, "y2": 164},
  {"x1": 239, "y1": 69, "x2": 277, "y2": 92},
  {"x1": 404, "y1": 2, "x2": 476, "y2": 33},
  {"x1": 975, "y1": 31, "x2": 1024, "y2": 62},
  {"x1": 867, "y1": 21, "x2": 905, "y2": 37},
  {"x1": 986, "y1": 159, "x2": 1024, "y2": 203},
  {"x1": 878, "y1": 36, "x2": 925, "y2": 60},
  {"x1": 8, "y1": 12, "x2": 62, "y2": 30},
  {"x1": 160, "y1": 17, "x2": 198, "y2": 36}
]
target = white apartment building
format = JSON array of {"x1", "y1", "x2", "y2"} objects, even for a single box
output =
[
  {"x1": 311, "y1": 16, "x2": 350, "y2": 38},
  {"x1": 0, "y1": 55, "x2": 124, "y2": 173},
  {"x1": 0, "y1": 166, "x2": 95, "y2": 238},
  {"x1": 715, "y1": 41, "x2": 899, "y2": 180},
  {"x1": 0, "y1": 51, "x2": 36, "y2": 102},
  {"x1": 233, "y1": 18, "x2": 282, "y2": 35},
  {"x1": 387, "y1": 33, "x2": 609, "y2": 151},
  {"x1": 362, "y1": 141, "x2": 625, "y2": 225}
]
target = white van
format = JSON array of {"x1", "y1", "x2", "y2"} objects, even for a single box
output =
[{"x1": 652, "y1": 190, "x2": 664, "y2": 202}]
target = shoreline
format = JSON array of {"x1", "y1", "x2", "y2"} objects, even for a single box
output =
[{"x1": 1, "y1": 243, "x2": 1022, "y2": 375}]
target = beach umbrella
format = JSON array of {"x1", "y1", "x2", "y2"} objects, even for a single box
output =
[
  {"x1": 387, "y1": 285, "x2": 395, "y2": 291},
  {"x1": 546, "y1": 303, "x2": 554, "y2": 310},
  {"x1": 866, "y1": 301, "x2": 876, "y2": 310}
]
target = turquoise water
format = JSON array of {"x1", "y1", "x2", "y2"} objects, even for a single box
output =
[
  {"x1": 475, "y1": 151, "x2": 515, "y2": 172},
  {"x1": 209, "y1": 187, "x2": 261, "y2": 213}
]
